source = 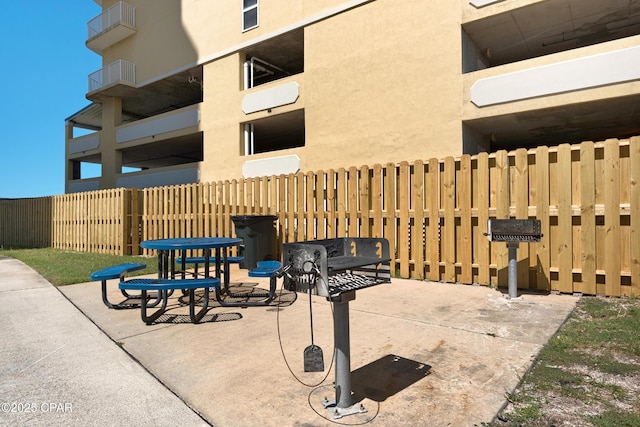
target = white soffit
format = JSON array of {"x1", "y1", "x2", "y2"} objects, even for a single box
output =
[
  {"x1": 242, "y1": 155, "x2": 300, "y2": 178},
  {"x1": 242, "y1": 82, "x2": 300, "y2": 114},
  {"x1": 470, "y1": 46, "x2": 640, "y2": 107}
]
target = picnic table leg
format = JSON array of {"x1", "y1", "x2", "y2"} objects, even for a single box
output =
[
  {"x1": 180, "y1": 249, "x2": 187, "y2": 280},
  {"x1": 101, "y1": 280, "x2": 126, "y2": 309},
  {"x1": 101, "y1": 280, "x2": 162, "y2": 309},
  {"x1": 140, "y1": 289, "x2": 169, "y2": 325},
  {"x1": 188, "y1": 287, "x2": 210, "y2": 323}
]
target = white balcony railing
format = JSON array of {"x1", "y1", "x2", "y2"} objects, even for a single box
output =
[
  {"x1": 469, "y1": 45, "x2": 640, "y2": 107},
  {"x1": 87, "y1": 1, "x2": 136, "y2": 39},
  {"x1": 88, "y1": 60, "x2": 136, "y2": 93},
  {"x1": 468, "y1": 0, "x2": 504, "y2": 8},
  {"x1": 116, "y1": 106, "x2": 201, "y2": 144}
]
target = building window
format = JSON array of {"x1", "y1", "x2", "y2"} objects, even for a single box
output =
[
  {"x1": 243, "y1": 0, "x2": 258, "y2": 32},
  {"x1": 243, "y1": 110, "x2": 305, "y2": 155}
]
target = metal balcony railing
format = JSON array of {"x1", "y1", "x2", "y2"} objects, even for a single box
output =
[
  {"x1": 87, "y1": 1, "x2": 136, "y2": 39},
  {"x1": 88, "y1": 60, "x2": 136, "y2": 93}
]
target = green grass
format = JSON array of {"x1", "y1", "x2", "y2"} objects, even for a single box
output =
[
  {"x1": 588, "y1": 411, "x2": 640, "y2": 427},
  {"x1": 484, "y1": 296, "x2": 640, "y2": 426},
  {"x1": 0, "y1": 247, "x2": 156, "y2": 286}
]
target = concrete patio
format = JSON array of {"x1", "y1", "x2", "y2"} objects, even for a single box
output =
[{"x1": 1, "y1": 257, "x2": 577, "y2": 426}]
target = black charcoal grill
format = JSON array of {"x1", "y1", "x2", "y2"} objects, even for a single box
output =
[
  {"x1": 485, "y1": 219, "x2": 542, "y2": 298},
  {"x1": 282, "y1": 238, "x2": 391, "y2": 419}
]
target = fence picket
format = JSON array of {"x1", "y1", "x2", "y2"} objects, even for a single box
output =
[
  {"x1": 307, "y1": 171, "x2": 315, "y2": 240},
  {"x1": 495, "y1": 150, "x2": 510, "y2": 286},
  {"x1": 360, "y1": 165, "x2": 370, "y2": 238},
  {"x1": 384, "y1": 163, "x2": 396, "y2": 273},
  {"x1": 413, "y1": 160, "x2": 425, "y2": 279},
  {"x1": 604, "y1": 139, "x2": 622, "y2": 296},
  {"x1": 476, "y1": 152, "x2": 490, "y2": 285},
  {"x1": 557, "y1": 144, "x2": 574, "y2": 293},
  {"x1": 443, "y1": 157, "x2": 456, "y2": 283},
  {"x1": 399, "y1": 161, "x2": 410, "y2": 278},
  {"x1": 372, "y1": 165, "x2": 383, "y2": 239},
  {"x1": 580, "y1": 142, "x2": 597, "y2": 295},
  {"x1": 535, "y1": 146, "x2": 551, "y2": 292},
  {"x1": 459, "y1": 155, "x2": 472, "y2": 284},
  {"x1": 427, "y1": 158, "x2": 440, "y2": 281},
  {"x1": 514, "y1": 148, "x2": 529, "y2": 288},
  {"x1": 337, "y1": 168, "x2": 347, "y2": 239},
  {"x1": 631, "y1": 137, "x2": 640, "y2": 296}
]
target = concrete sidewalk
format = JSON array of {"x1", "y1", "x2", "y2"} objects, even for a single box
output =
[
  {"x1": 0, "y1": 256, "x2": 208, "y2": 427},
  {"x1": 2, "y1": 256, "x2": 577, "y2": 426}
]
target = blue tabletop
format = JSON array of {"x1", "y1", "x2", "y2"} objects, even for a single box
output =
[{"x1": 141, "y1": 237, "x2": 243, "y2": 250}]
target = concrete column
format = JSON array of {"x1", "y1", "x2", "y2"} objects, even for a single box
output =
[
  {"x1": 64, "y1": 122, "x2": 75, "y2": 193},
  {"x1": 100, "y1": 98, "x2": 123, "y2": 189}
]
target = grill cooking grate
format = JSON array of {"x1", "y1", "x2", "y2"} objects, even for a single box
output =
[
  {"x1": 328, "y1": 272, "x2": 388, "y2": 296},
  {"x1": 490, "y1": 234, "x2": 541, "y2": 242},
  {"x1": 485, "y1": 219, "x2": 542, "y2": 243}
]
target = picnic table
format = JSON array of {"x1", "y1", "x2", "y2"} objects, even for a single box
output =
[
  {"x1": 122, "y1": 237, "x2": 243, "y2": 323},
  {"x1": 92, "y1": 236, "x2": 282, "y2": 323},
  {"x1": 141, "y1": 237, "x2": 243, "y2": 285}
]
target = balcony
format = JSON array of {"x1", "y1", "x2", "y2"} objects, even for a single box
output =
[
  {"x1": 88, "y1": 59, "x2": 136, "y2": 95},
  {"x1": 116, "y1": 105, "x2": 201, "y2": 144},
  {"x1": 464, "y1": 39, "x2": 640, "y2": 113},
  {"x1": 242, "y1": 81, "x2": 300, "y2": 114},
  {"x1": 86, "y1": 1, "x2": 136, "y2": 54},
  {"x1": 67, "y1": 132, "x2": 100, "y2": 156},
  {"x1": 462, "y1": 38, "x2": 640, "y2": 150},
  {"x1": 116, "y1": 164, "x2": 201, "y2": 189}
]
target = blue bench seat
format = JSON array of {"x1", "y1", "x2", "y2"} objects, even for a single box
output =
[
  {"x1": 90, "y1": 263, "x2": 148, "y2": 309},
  {"x1": 119, "y1": 277, "x2": 221, "y2": 324},
  {"x1": 248, "y1": 260, "x2": 283, "y2": 278},
  {"x1": 216, "y1": 260, "x2": 282, "y2": 307}
]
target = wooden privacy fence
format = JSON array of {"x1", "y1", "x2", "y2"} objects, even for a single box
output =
[
  {"x1": 1, "y1": 138, "x2": 638, "y2": 296},
  {"x1": 0, "y1": 197, "x2": 52, "y2": 248},
  {"x1": 51, "y1": 189, "x2": 142, "y2": 255},
  {"x1": 141, "y1": 137, "x2": 639, "y2": 297}
]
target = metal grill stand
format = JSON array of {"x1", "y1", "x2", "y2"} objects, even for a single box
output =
[
  {"x1": 507, "y1": 242, "x2": 519, "y2": 299},
  {"x1": 320, "y1": 291, "x2": 367, "y2": 418},
  {"x1": 282, "y1": 238, "x2": 391, "y2": 420},
  {"x1": 485, "y1": 219, "x2": 542, "y2": 300}
]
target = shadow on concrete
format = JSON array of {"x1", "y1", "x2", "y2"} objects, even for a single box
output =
[
  {"x1": 154, "y1": 312, "x2": 243, "y2": 324},
  {"x1": 351, "y1": 354, "x2": 432, "y2": 402}
]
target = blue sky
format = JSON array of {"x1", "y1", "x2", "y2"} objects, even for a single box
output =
[{"x1": 0, "y1": 2, "x2": 101, "y2": 198}]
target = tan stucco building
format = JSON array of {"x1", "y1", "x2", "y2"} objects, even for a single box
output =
[{"x1": 65, "y1": 0, "x2": 640, "y2": 192}]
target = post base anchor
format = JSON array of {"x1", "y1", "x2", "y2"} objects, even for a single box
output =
[{"x1": 321, "y1": 399, "x2": 367, "y2": 419}]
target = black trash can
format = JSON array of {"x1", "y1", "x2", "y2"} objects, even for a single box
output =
[{"x1": 231, "y1": 215, "x2": 278, "y2": 270}]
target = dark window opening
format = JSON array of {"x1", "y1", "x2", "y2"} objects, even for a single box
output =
[
  {"x1": 243, "y1": 28, "x2": 304, "y2": 88},
  {"x1": 244, "y1": 110, "x2": 305, "y2": 155}
]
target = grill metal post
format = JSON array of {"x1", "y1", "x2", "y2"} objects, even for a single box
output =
[
  {"x1": 507, "y1": 242, "x2": 519, "y2": 299},
  {"x1": 321, "y1": 291, "x2": 367, "y2": 419},
  {"x1": 334, "y1": 299, "x2": 352, "y2": 408}
]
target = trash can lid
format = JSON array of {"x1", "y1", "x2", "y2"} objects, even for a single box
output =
[
  {"x1": 231, "y1": 215, "x2": 278, "y2": 224},
  {"x1": 231, "y1": 215, "x2": 277, "y2": 219}
]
